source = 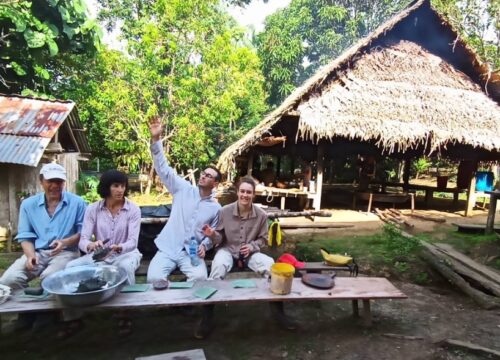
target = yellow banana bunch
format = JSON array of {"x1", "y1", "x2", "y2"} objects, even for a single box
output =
[{"x1": 320, "y1": 248, "x2": 353, "y2": 266}]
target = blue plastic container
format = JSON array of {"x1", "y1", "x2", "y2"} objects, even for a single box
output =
[{"x1": 475, "y1": 171, "x2": 494, "y2": 192}]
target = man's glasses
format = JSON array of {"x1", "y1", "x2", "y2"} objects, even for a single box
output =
[{"x1": 201, "y1": 171, "x2": 215, "y2": 179}]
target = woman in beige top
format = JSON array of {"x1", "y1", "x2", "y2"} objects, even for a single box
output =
[
  {"x1": 203, "y1": 177, "x2": 274, "y2": 279},
  {"x1": 197, "y1": 177, "x2": 296, "y2": 339}
]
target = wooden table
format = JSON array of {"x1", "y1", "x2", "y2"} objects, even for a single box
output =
[
  {"x1": 485, "y1": 191, "x2": 500, "y2": 235},
  {"x1": 0, "y1": 277, "x2": 406, "y2": 327},
  {"x1": 255, "y1": 187, "x2": 314, "y2": 210}
]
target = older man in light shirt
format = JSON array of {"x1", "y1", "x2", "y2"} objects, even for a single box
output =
[{"x1": 0, "y1": 163, "x2": 86, "y2": 331}]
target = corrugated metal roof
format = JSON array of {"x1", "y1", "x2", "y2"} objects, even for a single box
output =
[
  {"x1": 0, "y1": 94, "x2": 90, "y2": 166},
  {"x1": 0, "y1": 95, "x2": 74, "y2": 137},
  {"x1": 0, "y1": 134, "x2": 50, "y2": 166}
]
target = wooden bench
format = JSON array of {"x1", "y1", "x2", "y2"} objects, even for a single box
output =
[
  {"x1": 352, "y1": 191, "x2": 415, "y2": 213},
  {"x1": 0, "y1": 277, "x2": 407, "y2": 327}
]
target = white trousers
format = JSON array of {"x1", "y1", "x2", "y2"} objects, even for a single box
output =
[
  {"x1": 147, "y1": 249, "x2": 207, "y2": 283},
  {"x1": 66, "y1": 249, "x2": 142, "y2": 285},
  {"x1": 209, "y1": 248, "x2": 274, "y2": 280}
]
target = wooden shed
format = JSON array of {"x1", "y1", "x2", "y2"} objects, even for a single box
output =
[{"x1": 0, "y1": 94, "x2": 91, "y2": 241}]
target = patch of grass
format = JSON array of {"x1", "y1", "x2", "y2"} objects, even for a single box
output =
[{"x1": 128, "y1": 191, "x2": 172, "y2": 206}]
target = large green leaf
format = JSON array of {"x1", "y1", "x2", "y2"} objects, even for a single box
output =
[
  {"x1": 34, "y1": 65, "x2": 50, "y2": 80},
  {"x1": 10, "y1": 61, "x2": 27, "y2": 76},
  {"x1": 63, "y1": 24, "x2": 79, "y2": 39},
  {"x1": 0, "y1": 7, "x2": 27, "y2": 32},
  {"x1": 24, "y1": 29, "x2": 46, "y2": 48},
  {"x1": 47, "y1": 39, "x2": 59, "y2": 56}
]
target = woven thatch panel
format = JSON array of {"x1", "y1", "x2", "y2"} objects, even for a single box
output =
[{"x1": 297, "y1": 41, "x2": 500, "y2": 153}]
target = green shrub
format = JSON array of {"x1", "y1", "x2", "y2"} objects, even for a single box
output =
[{"x1": 76, "y1": 174, "x2": 100, "y2": 204}]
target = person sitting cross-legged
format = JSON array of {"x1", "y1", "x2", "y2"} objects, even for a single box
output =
[
  {"x1": 64, "y1": 169, "x2": 142, "y2": 337},
  {"x1": 0, "y1": 163, "x2": 86, "y2": 332},
  {"x1": 146, "y1": 116, "x2": 221, "y2": 283},
  {"x1": 197, "y1": 176, "x2": 297, "y2": 339}
]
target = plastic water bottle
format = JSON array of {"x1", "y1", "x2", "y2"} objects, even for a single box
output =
[{"x1": 189, "y1": 237, "x2": 200, "y2": 266}]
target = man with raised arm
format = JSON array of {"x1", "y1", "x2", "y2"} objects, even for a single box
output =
[{"x1": 147, "y1": 117, "x2": 221, "y2": 282}]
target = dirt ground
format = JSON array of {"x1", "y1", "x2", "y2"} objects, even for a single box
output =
[{"x1": 1, "y1": 206, "x2": 499, "y2": 359}]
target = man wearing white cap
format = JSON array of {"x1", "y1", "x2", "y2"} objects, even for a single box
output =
[{"x1": 0, "y1": 163, "x2": 86, "y2": 328}]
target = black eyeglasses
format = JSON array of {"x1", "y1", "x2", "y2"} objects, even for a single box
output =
[{"x1": 201, "y1": 171, "x2": 215, "y2": 179}]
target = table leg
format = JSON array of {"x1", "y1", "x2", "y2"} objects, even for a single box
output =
[
  {"x1": 352, "y1": 300, "x2": 359, "y2": 318},
  {"x1": 280, "y1": 196, "x2": 286, "y2": 210},
  {"x1": 410, "y1": 193, "x2": 415, "y2": 213},
  {"x1": 362, "y1": 300, "x2": 372, "y2": 327},
  {"x1": 367, "y1": 193, "x2": 373, "y2": 213},
  {"x1": 425, "y1": 190, "x2": 433, "y2": 206}
]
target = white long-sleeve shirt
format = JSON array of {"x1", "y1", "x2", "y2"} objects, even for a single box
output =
[{"x1": 151, "y1": 141, "x2": 220, "y2": 259}]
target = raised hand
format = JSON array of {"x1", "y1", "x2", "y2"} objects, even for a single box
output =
[{"x1": 149, "y1": 117, "x2": 163, "y2": 142}]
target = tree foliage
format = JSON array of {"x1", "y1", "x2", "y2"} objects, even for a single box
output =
[
  {"x1": 0, "y1": 0, "x2": 102, "y2": 95},
  {"x1": 433, "y1": 0, "x2": 499, "y2": 70},
  {"x1": 255, "y1": 0, "x2": 410, "y2": 106},
  {"x1": 62, "y1": 0, "x2": 267, "y2": 174},
  {"x1": 256, "y1": 0, "x2": 499, "y2": 106}
]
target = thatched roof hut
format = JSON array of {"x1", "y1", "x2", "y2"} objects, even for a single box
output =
[{"x1": 218, "y1": 0, "x2": 500, "y2": 175}]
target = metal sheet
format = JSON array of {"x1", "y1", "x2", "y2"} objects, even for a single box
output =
[
  {"x1": 0, "y1": 134, "x2": 50, "y2": 166},
  {"x1": 0, "y1": 95, "x2": 74, "y2": 137},
  {"x1": 0, "y1": 94, "x2": 90, "y2": 166}
]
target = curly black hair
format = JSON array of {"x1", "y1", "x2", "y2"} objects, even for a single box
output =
[{"x1": 97, "y1": 170, "x2": 129, "y2": 198}]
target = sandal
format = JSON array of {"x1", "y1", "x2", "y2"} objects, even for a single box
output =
[
  {"x1": 118, "y1": 318, "x2": 133, "y2": 337},
  {"x1": 57, "y1": 319, "x2": 84, "y2": 340}
]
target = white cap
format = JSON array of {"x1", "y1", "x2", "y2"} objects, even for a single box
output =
[{"x1": 40, "y1": 163, "x2": 67, "y2": 181}]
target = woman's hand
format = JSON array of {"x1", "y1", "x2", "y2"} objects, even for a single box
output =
[
  {"x1": 110, "y1": 244, "x2": 122, "y2": 253},
  {"x1": 240, "y1": 245, "x2": 251, "y2": 258},
  {"x1": 87, "y1": 240, "x2": 105, "y2": 253},
  {"x1": 197, "y1": 244, "x2": 206, "y2": 258}
]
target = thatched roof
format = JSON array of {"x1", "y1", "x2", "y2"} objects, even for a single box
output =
[{"x1": 217, "y1": 0, "x2": 500, "y2": 174}]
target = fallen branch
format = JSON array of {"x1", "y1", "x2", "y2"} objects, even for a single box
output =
[
  {"x1": 382, "y1": 333, "x2": 424, "y2": 340},
  {"x1": 266, "y1": 210, "x2": 332, "y2": 218},
  {"x1": 420, "y1": 247, "x2": 500, "y2": 309},
  {"x1": 437, "y1": 339, "x2": 500, "y2": 359},
  {"x1": 422, "y1": 243, "x2": 500, "y2": 297},
  {"x1": 407, "y1": 213, "x2": 446, "y2": 223},
  {"x1": 280, "y1": 223, "x2": 353, "y2": 229}
]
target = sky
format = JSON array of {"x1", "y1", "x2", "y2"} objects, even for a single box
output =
[{"x1": 85, "y1": 0, "x2": 291, "y2": 49}]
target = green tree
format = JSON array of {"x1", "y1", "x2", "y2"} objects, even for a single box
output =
[
  {"x1": 433, "y1": 0, "x2": 499, "y2": 70},
  {"x1": 0, "y1": 0, "x2": 102, "y2": 95},
  {"x1": 62, "y1": 0, "x2": 267, "y2": 179},
  {"x1": 256, "y1": 0, "x2": 410, "y2": 106},
  {"x1": 256, "y1": 0, "x2": 499, "y2": 107}
]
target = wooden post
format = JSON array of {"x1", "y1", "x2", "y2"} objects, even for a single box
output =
[
  {"x1": 247, "y1": 153, "x2": 254, "y2": 176},
  {"x1": 403, "y1": 158, "x2": 411, "y2": 192},
  {"x1": 313, "y1": 143, "x2": 325, "y2": 211},
  {"x1": 485, "y1": 191, "x2": 499, "y2": 234},
  {"x1": 276, "y1": 156, "x2": 282, "y2": 178},
  {"x1": 465, "y1": 173, "x2": 477, "y2": 217},
  {"x1": 352, "y1": 300, "x2": 359, "y2": 317},
  {"x1": 362, "y1": 300, "x2": 372, "y2": 327}
]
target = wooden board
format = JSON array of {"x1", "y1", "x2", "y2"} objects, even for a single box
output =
[
  {"x1": 453, "y1": 223, "x2": 500, "y2": 233},
  {"x1": 0, "y1": 277, "x2": 406, "y2": 314},
  {"x1": 280, "y1": 223, "x2": 354, "y2": 229},
  {"x1": 136, "y1": 349, "x2": 206, "y2": 360},
  {"x1": 434, "y1": 243, "x2": 500, "y2": 285}
]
